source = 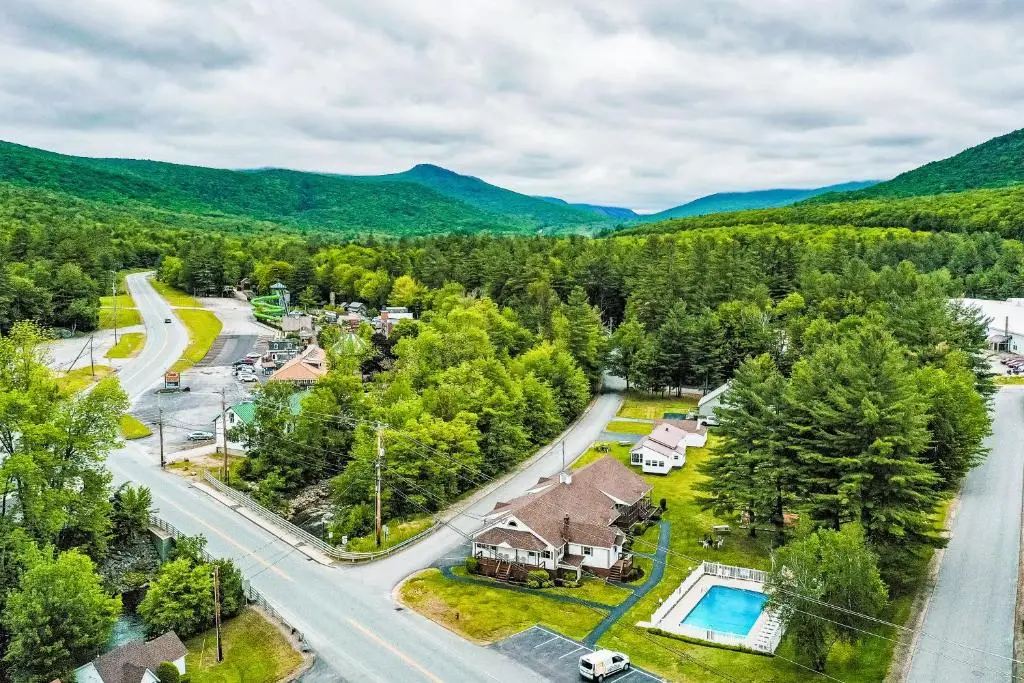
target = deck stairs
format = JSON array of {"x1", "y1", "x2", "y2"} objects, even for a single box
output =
[
  {"x1": 495, "y1": 559, "x2": 513, "y2": 581},
  {"x1": 752, "y1": 611, "x2": 784, "y2": 653}
]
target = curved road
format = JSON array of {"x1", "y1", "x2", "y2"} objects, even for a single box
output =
[
  {"x1": 110, "y1": 273, "x2": 623, "y2": 682},
  {"x1": 907, "y1": 386, "x2": 1024, "y2": 682}
]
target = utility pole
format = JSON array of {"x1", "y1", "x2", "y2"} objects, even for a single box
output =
[
  {"x1": 375, "y1": 422, "x2": 384, "y2": 548},
  {"x1": 212, "y1": 564, "x2": 223, "y2": 662},
  {"x1": 89, "y1": 336, "x2": 95, "y2": 380},
  {"x1": 157, "y1": 395, "x2": 165, "y2": 469},
  {"x1": 220, "y1": 388, "x2": 229, "y2": 483},
  {"x1": 561, "y1": 440, "x2": 566, "y2": 472}
]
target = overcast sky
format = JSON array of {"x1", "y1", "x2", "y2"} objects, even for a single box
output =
[{"x1": 1, "y1": 0, "x2": 1022, "y2": 212}]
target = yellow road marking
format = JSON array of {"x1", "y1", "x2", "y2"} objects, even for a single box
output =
[
  {"x1": 348, "y1": 618, "x2": 444, "y2": 683},
  {"x1": 161, "y1": 495, "x2": 293, "y2": 581}
]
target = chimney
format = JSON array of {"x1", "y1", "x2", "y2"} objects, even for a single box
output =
[
  {"x1": 562, "y1": 515, "x2": 570, "y2": 541},
  {"x1": 558, "y1": 470, "x2": 572, "y2": 485}
]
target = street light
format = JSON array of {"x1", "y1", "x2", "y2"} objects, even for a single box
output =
[{"x1": 109, "y1": 270, "x2": 119, "y2": 344}]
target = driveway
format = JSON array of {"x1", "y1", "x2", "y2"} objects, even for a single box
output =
[{"x1": 906, "y1": 386, "x2": 1024, "y2": 682}]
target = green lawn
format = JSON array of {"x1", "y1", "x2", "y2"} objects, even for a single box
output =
[
  {"x1": 605, "y1": 420, "x2": 655, "y2": 435},
  {"x1": 616, "y1": 391, "x2": 698, "y2": 420},
  {"x1": 106, "y1": 332, "x2": 146, "y2": 359},
  {"x1": 150, "y1": 277, "x2": 201, "y2": 307},
  {"x1": 450, "y1": 565, "x2": 632, "y2": 606},
  {"x1": 346, "y1": 516, "x2": 434, "y2": 552},
  {"x1": 57, "y1": 365, "x2": 114, "y2": 394},
  {"x1": 578, "y1": 440, "x2": 913, "y2": 682},
  {"x1": 185, "y1": 608, "x2": 303, "y2": 683},
  {"x1": 400, "y1": 568, "x2": 604, "y2": 643},
  {"x1": 171, "y1": 309, "x2": 223, "y2": 372},
  {"x1": 995, "y1": 375, "x2": 1024, "y2": 385},
  {"x1": 119, "y1": 414, "x2": 152, "y2": 439},
  {"x1": 98, "y1": 293, "x2": 141, "y2": 329}
]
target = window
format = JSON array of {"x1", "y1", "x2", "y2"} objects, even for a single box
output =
[
  {"x1": 582, "y1": 546, "x2": 593, "y2": 556},
  {"x1": 507, "y1": 520, "x2": 518, "y2": 527},
  {"x1": 542, "y1": 550, "x2": 551, "y2": 559}
]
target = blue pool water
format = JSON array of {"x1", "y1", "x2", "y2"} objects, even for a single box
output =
[{"x1": 681, "y1": 585, "x2": 768, "y2": 636}]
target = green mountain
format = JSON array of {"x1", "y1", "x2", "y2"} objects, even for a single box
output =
[
  {"x1": 374, "y1": 164, "x2": 606, "y2": 228},
  {"x1": 536, "y1": 196, "x2": 639, "y2": 219},
  {"x1": 829, "y1": 127, "x2": 1024, "y2": 201},
  {"x1": 641, "y1": 181, "x2": 878, "y2": 221},
  {"x1": 0, "y1": 142, "x2": 604, "y2": 236}
]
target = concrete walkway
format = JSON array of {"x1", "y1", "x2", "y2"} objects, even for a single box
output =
[{"x1": 584, "y1": 519, "x2": 670, "y2": 647}]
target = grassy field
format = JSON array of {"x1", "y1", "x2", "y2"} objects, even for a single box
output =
[
  {"x1": 995, "y1": 375, "x2": 1024, "y2": 385},
  {"x1": 185, "y1": 608, "x2": 303, "y2": 683},
  {"x1": 616, "y1": 391, "x2": 699, "y2": 420},
  {"x1": 119, "y1": 414, "x2": 152, "y2": 439},
  {"x1": 577, "y1": 441, "x2": 914, "y2": 682},
  {"x1": 346, "y1": 516, "x2": 435, "y2": 552},
  {"x1": 399, "y1": 568, "x2": 604, "y2": 643},
  {"x1": 98, "y1": 295, "x2": 142, "y2": 329},
  {"x1": 604, "y1": 420, "x2": 654, "y2": 435},
  {"x1": 171, "y1": 309, "x2": 223, "y2": 371},
  {"x1": 150, "y1": 277, "x2": 201, "y2": 307},
  {"x1": 56, "y1": 365, "x2": 114, "y2": 394},
  {"x1": 105, "y1": 332, "x2": 145, "y2": 359},
  {"x1": 449, "y1": 565, "x2": 632, "y2": 606}
]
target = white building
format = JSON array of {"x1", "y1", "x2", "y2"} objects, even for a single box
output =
[
  {"x1": 960, "y1": 298, "x2": 1024, "y2": 353},
  {"x1": 697, "y1": 381, "x2": 732, "y2": 426},
  {"x1": 630, "y1": 422, "x2": 689, "y2": 474}
]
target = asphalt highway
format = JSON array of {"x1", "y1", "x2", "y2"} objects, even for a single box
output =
[{"x1": 906, "y1": 386, "x2": 1024, "y2": 682}]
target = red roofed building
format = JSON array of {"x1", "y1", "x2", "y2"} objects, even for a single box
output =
[{"x1": 471, "y1": 456, "x2": 653, "y2": 582}]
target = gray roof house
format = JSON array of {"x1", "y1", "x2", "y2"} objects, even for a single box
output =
[
  {"x1": 75, "y1": 632, "x2": 187, "y2": 683},
  {"x1": 697, "y1": 381, "x2": 731, "y2": 425}
]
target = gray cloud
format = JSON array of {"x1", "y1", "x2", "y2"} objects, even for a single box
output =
[{"x1": 0, "y1": 0, "x2": 1021, "y2": 211}]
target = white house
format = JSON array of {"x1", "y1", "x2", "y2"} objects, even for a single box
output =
[
  {"x1": 75, "y1": 632, "x2": 186, "y2": 683},
  {"x1": 959, "y1": 298, "x2": 1024, "y2": 353},
  {"x1": 214, "y1": 391, "x2": 308, "y2": 453},
  {"x1": 471, "y1": 456, "x2": 653, "y2": 582},
  {"x1": 697, "y1": 381, "x2": 732, "y2": 426},
  {"x1": 630, "y1": 422, "x2": 688, "y2": 474}
]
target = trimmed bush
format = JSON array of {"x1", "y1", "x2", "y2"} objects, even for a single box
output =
[
  {"x1": 156, "y1": 662, "x2": 180, "y2": 683},
  {"x1": 647, "y1": 627, "x2": 769, "y2": 656},
  {"x1": 659, "y1": 497, "x2": 667, "y2": 511},
  {"x1": 562, "y1": 579, "x2": 580, "y2": 588},
  {"x1": 526, "y1": 569, "x2": 549, "y2": 587},
  {"x1": 465, "y1": 557, "x2": 479, "y2": 574},
  {"x1": 630, "y1": 522, "x2": 644, "y2": 536}
]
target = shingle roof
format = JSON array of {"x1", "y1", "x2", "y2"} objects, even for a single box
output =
[
  {"x1": 270, "y1": 345, "x2": 328, "y2": 383},
  {"x1": 698, "y1": 381, "x2": 731, "y2": 407},
  {"x1": 480, "y1": 456, "x2": 649, "y2": 550},
  {"x1": 658, "y1": 419, "x2": 708, "y2": 436},
  {"x1": 92, "y1": 632, "x2": 186, "y2": 683},
  {"x1": 630, "y1": 437, "x2": 677, "y2": 459},
  {"x1": 476, "y1": 527, "x2": 547, "y2": 551}
]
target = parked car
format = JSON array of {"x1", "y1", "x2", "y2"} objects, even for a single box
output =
[
  {"x1": 579, "y1": 650, "x2": 630, "y2": 681},
  {"x1": 245, "y1": 351, "x2": 263, "y2": 360},
  {"x1": 164, "y1": 317, "x2": 172, "y2": 323},
  {"x1": 187, "y1": 431, "x2": 214, "y2": 441},
  {"x1": 237, "y1": 373, "x2": 259, "y2": 383}
]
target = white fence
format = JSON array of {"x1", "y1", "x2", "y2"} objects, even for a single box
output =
[
  {"x1": 703, "y1": 561, "x2": 767, "y2": 583},
  {"x1": 199, "y1": 471, "x2": 438, "y2": 562}
]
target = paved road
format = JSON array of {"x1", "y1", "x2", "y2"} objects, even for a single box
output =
[
  {"x1": 111, "y1": 273, "x2": 554, "y2": 682},
  {"x1": 907, "y1": 387, "x2": 1024, "y2": 682}
]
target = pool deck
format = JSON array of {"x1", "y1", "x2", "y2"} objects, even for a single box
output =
[{"x1": 642, "y1": 566, "x2": 783, "y2": 652}]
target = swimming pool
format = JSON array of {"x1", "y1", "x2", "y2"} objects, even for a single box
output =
[{"x1": 681, "y1": 585, "x2": 769, "y2": 636}]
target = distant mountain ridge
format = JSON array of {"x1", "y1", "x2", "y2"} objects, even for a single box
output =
[
  {"x1": 640, "y1": 181, "x2": 879, "y2": 221},
  {"x1": 0, "y1": 142, "x2": 609, "y2": 236},
  {"x1": 822, "y1": 127, "x2": 1024, "y2": 201},
  {"x1": 536, "y1": 196, "x2": 639, "y2": 219}
]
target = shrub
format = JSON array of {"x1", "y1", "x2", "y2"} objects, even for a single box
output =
[
  {"x1": 659, "y1": 497, "x2": 667, "y2": 511},
  {"x1": 526, "y1": 569, "x2": 549, "y2": 588},
  {"x1": 156, "y1": 662, "x2": 180, "y2": 683},
  {"x1": 562, "y1": 579, "x2": 579, "y2": 588},
  {"x1": 630, "y1": 522, "x2": 644, "y2": 536},
  {"x1": 465, "y1": 557, "x2": 479, "y2": 574}
]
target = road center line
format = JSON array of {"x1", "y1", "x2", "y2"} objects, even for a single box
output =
[{"x1": 347, "y1": 617, "x2": 445, "y2": 683}]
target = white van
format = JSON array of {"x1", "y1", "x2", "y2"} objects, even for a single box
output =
[{"x1": 579, "y1": 649, "x2": 630, "y2": 681}]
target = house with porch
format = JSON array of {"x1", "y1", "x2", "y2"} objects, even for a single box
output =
[
  {"x1": 630, "y1": 422, "x2": 689, "y2": 474},
  {"x1": 471, "y1": 456, "x2": 653, "y2": 583},
  {"x1": 213, "y1": 391, "x2": 309, "y2": 453},
  {"x1": 269, "y1": 344, "x2": 327, "y2": 387}
]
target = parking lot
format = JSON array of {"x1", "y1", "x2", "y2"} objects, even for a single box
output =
[{"x1": 490, "y1": 626, "x2": 663, "y2": 683}]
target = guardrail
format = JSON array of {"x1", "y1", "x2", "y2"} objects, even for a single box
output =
[
  {"x1": 149, "y1": 513, "x2": 307, "y2": 647},
  {"x1": 198, "y1": 471, "x2": 438, "y2": 562}
]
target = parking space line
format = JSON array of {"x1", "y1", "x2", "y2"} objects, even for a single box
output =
[
  {"x1": 559, "y1": 646, "x2": 585, "y2": 659},
  {"x1": 534, "y1": 635, "x2": 559, "y2": 649}
]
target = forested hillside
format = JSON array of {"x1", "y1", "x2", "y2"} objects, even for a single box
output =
[
  {"x1": 627, "y1": 185, "x2": 1024, "y2": 239},
  {"x1": 642, "y1": 180, "x2": 878, "y2": 221},
  {"x1": 0, "y1": 142, "x2": 605, "y2": 237},
  {"x1": 825, "y1": 127, "x2": 1024, "y2": 200}
]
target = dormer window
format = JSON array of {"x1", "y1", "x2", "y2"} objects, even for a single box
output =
[{"x1": 507, "y1": 520, "x2": 518, "y2": 527}]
